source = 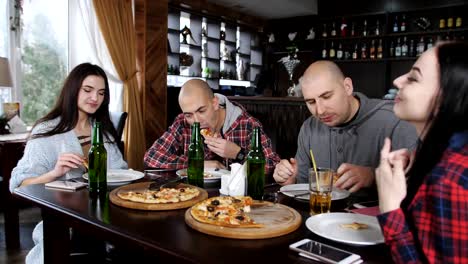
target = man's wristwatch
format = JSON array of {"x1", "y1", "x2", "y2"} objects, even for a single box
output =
[{"x1": 235, "y1": 148, "x2": 246, "y2": 162}]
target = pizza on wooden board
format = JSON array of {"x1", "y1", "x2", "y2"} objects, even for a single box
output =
[
  {"x1": 190, "y1": 196, "x2": 264, "y2": 228},
  {"x1": 117, "y1": 187, "x2": 200, "y2": 204}
]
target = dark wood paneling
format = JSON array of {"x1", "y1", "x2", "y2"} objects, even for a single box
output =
[
  {"x1": 138, "y1": 0, "x2": 169, "y2": 148},
  {"x1": 228, "y1": 97, "x2": 310, "y2": 159}
]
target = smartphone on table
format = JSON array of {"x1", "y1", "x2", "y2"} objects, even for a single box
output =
[
  {"x1": 289, "y1": 239, "x2": 361, "y2": 264},
  {"x1": 352, "y1": 200, "x2": 379, "y2": 209}
]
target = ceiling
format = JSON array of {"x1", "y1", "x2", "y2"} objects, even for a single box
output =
[{"x1": 206, "y1": 0, "x2": 318, "y2": 19}]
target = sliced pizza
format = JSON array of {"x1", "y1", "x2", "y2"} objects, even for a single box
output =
[
  {"x1": 190, "y1": 196, "x2": 264, "y2": 228},
  {"x1": 117, "y1": 187, "x2": 200, "y2": 204}
]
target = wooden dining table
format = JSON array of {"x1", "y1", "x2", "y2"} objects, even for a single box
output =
[{"x1": 13, "y1": 172, "x2": 392, "y2": 263}]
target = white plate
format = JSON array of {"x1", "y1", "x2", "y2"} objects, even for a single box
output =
[
  {"x1": 82, "y1": 169, "x2": 144, "y2": 185},
  {"x1": 176, "y1": 168, "x2": 229, "y2": 182},
  {"x1": 306, "y1": 212, "x2": 384, "y2": 246},
  {"x1": 279, "y1": 184, "x2": 350, "y2": 201}
]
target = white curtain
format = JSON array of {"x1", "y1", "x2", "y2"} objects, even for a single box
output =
[{"x1": 69, "y1": 0, "x2": 123, "y2": 112}]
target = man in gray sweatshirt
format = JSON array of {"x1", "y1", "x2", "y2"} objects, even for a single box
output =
[{"x1": 273, "y1": 61, "x2": 417, "y2": 193}]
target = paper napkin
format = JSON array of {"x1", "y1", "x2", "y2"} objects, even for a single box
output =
[{"x1": 220, "y1": 162, "x2": 246, "y2": 196}]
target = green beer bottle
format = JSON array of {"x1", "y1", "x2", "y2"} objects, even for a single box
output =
[
  {"x1": 247, "y1": 127, "x2": 265, "y2": 200},
  {"x1": 187, "y1": 122, "x2": 204, "y2": 188},
  {"x1": 88, "y1": 122, "x2": 107, "y2": 193}
]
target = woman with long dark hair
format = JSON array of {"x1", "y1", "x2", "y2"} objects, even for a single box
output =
[
  {"x1": 10, "y1": 62, "x2": 127, "y2": 264},
  {"x1": 376, "y1": 42, "x2": 468, "y2": 263}
]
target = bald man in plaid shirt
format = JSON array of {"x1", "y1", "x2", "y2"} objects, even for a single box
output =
[{"x1": 144, "y1": 79, "x2": 280, "y2": 175}]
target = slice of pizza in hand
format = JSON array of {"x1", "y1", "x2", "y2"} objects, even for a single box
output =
[
  {"x1": 200, "y1": 128, "x2": 218, "y2": 138},
  {"x1": 190, "y1": 196, "x2": 264, "y2": 228}
]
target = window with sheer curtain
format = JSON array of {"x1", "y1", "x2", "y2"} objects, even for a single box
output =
[{"x1": 5, "y1": 0, "x2": 123, "y2": 124}]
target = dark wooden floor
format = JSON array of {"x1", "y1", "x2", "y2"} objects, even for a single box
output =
[{"x1": 0, "y1": 206, "x2": 41, "y2": 264}]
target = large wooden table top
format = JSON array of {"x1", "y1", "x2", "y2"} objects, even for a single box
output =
[{"x1": 13, "y1": 175, "x2": 392, "y2": 263}]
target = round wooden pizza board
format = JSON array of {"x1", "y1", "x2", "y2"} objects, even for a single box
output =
[
  {"x1": 109, "y1": 182, "x2": 208, "y2": 211},
  {"x1": 185, "y1": 201, "x2": 302, "y2": 239}
]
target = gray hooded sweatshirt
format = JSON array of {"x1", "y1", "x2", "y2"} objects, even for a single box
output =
[{"x1": 295, "y1": 92, "x2": 418, "y2": 183}]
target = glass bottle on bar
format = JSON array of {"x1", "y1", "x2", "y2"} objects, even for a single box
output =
[
  {"x1": 322, "y1": 42, "x2": 327, "y2": 59},
  {"x1": 331, "y1": 22, "x2": 337, "y2": 37},
  {"x1": 377, "y1": 39, "x2": 383, "y2": 59},
  {"x1": 369, "y1": 40, "x2": 376, "y2": 59},
  {"x1": 400, "y1": 15, "x2": 406, "y2": 32},
  {"x1": 375, "y1": 20, "x2": 380, "y2": 36},
  {"x1": 88, "y1": 122, "x2": 107, "y2": 193},
  {"x1": 246, "y1": 127, "x2": 265, "y2": 200},
  {"x1": 401, "y1": 37, "x2": 408, "y2": 57},
  {"x1": 361, "y1": 43, "x2": 367, "y2": 59},
  {"x1": 188, "y1": 122, "x2": 204, "y2": 188},
  {"x1": 393, "y1": 16, "x2": 399, "y2": 32},
  {"x1": 352, "y1": 44, "x2": 358, "y2": 60},
  {"x1": 362, "y1": 19, "x2": 368, "y2": 36},
  {"x1": 336, "y1": 43, "x2": 343, "y2": 60},
  {"x1": 395, "y1": 38, "x2": 402, "y2": 57},
  {"x1": 329, "y1": 41, "x2": 336, "y2": 59}
]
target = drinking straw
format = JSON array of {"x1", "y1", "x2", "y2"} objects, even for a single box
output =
[{"x1": 309, "y1": 149, "x2": 320, "y2": 191}]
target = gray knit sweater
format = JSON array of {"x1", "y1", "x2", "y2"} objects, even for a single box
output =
[
  {"x1": 295, "y1": 92, "x2": 418, "y2": 183},
  {"x1": 10, "y1": 117, "x2": 127, "y2": 192}
]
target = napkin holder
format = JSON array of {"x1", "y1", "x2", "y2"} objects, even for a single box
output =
[{"x1": 220, "y1": 162, "x2": 246, "y2": 196}]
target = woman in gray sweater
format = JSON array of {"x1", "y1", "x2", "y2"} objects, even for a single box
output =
[{"x1": 10, "y1": 62, "x2": 127, "y2": 264}]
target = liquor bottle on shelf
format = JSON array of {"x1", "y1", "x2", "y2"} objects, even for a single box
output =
[
  {"x1": 340, "y1": 17, "x2": 347, "y2": 37},
  {"x1": 416, "y1": 37, "x2": 425, "y2": 56},
  {"x1": 447, "y1": 17, "x2": 454, "y2": 28},
  {"x1": 375, "y1": 20, "x2": 380, "y2": 36},
  {"x1": 426, "y1": 37, "x2": 434, "y2": 50},
  {"x1": 401, "y1": 37, "x2": 408, "y2": 57},
  {"x1": 439, "y1": 18, "x2": 446, "y2": 29},
  {"x1": 369, "y1": 39, "x2": 376, "y2": 59},
  {"x1": 393, "y1": 16, "x2": 399, "y2": 33},
  {"x1": 409, "y1": 39, "x2": 415, "y2": 57},
  {"x1": 361, "y1": 43, "x2": 367, "y2": 59},
  {"x1": 352, "y1": 44, "x2": 358, "y2": 59},
  {"x1": 395, "y1": 38, "x2": 402, "y2": 57},
  {"x1": 322, "y1": 42, "x2": 327, "y2": 58},
  {"x1": 350, "y1": 22, "x2": 355, "y2": 37},
  {"x1": 377, "y1": 39, "x2": 383, "y2": 59},
  {"x1": 400, "y1": 15, "x2": 406, "y2": 32},
  {"x1": 331, "y1": 22, "x2": 337, "y2": 37},
  {"x1": 456, "y1": 17, "x2": 462, "y2": 28},
  {"x1": 362, "y1": 20, "x2": 368, "y2": 36},
  {"x1": 435, "y1": 35, "x2": 443, "y2": 45},
  {"x1": 389, "y1": 41, "x2": 395, "y2": 57},
  {"x1": 329, "y1": 41, "x2": 336, "y2": 58},
  {"x1": 322, "y1": 24, "x2": 328, "y2": 38},
  {"x1": 336, "y1": 43, "x2": 343, "y2": 59}
]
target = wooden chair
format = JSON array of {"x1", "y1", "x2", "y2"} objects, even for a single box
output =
[{"x1": 109, "y1": 111, "x2": 128, "y2": 156}]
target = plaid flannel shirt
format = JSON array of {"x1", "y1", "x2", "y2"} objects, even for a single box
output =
[
  {"x1": 144, "y1": 111, "x2": 280, "y2": 175},
  {"x1": 377, "y1": 131, "x2": 468, "y2": 264}
]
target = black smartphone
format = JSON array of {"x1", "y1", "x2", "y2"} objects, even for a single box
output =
[{"x1": 290, "y1": 239, "x2": 361, "y2": 264}]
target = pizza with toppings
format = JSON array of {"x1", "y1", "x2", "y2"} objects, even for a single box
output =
[
  {"x1": 190, "y1": 196, "x2": 264, "y2": 228},
  {"x1": 200, "y1": 128, "x2": 218, "y2": 138},
  {"x1": 117, "y1": 187, "x2": 200, "y2": 204}
]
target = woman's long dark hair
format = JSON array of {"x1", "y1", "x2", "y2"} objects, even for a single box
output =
[
  {"x1": 402, "y1": 41, "x2": 468, "y2": 208},
  {"x1": 400, "y1": 41, "x2": 468, "y2": 264},
  {"x1": 31, "y1": 63, "x2": 118, "y2": 142}
]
